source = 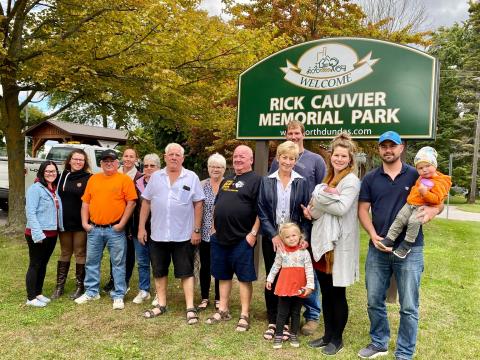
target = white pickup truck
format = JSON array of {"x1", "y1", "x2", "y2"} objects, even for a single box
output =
[{"x1": 0, "y1": 143, "x2": 119, "y2": 211}]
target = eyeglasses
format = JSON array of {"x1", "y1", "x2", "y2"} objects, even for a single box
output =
[
  {"x1": 208, "y1": 165, "x2": 224, "y2": 169},
  {"x1": 44, "y1": 170, "x2": 57, "y2": 174},
  {"x1": 71, "y1": 158, "x2": 85, "y2": 162},
  {"x1": 102, "y1": 159, "x2": 116, "y2": 164},
  {"x1": 144, "y1": 164, "x2": 157, "y2": 168}
]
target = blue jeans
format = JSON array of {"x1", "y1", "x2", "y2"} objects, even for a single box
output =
[
  {"x1": 133, "y1": 237, "x2": 151, "y2": 291},
  {"x1": 366, "y1": 245, "x2": 424, "y2": 360},
  {"x1": 303, "y1": 270, "x2": 321, "y2": 321},
  {"x1": 84, "y1": 226, "x2": 127, "y2": 300}
]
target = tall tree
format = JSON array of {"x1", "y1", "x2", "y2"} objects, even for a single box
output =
[
  {"x1": 0, "y1": 0, "x2": 286, "y2": 231},
  {"x1": 463, "y1": 1, "x2": 480, "y2": 203},
  {"x1": 225, "y1": 0, "x2": 431, "y2": 45}
]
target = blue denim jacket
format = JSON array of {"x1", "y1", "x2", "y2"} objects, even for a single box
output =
[{"x1": 26, "y1": 182, "x2": 64, "y2": 242}]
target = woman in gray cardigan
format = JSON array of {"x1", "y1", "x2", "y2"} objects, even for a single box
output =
[{"x1": 304, "y1": 133, "x2": 361, "y2": 355}]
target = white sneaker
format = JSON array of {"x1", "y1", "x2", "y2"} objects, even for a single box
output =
[
  {"x1": 74, "y1": 293, "x2": 100, "y2": 304},
  {"x1": 26, "y1": 298, "x2": 47, "y2": 307},
  {"x1": 132, "y1": 290, "x2": 151, "y2": 304},
  {"x1": 36, "y1": 295, "x2": 51, "y2": 303},
  {"x1": 113, "y1": 298, "x2": 125, "y2": 310}
]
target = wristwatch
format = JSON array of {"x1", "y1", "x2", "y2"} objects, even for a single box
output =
[{"x1": 194, "y1": 228, "x2": 201, "y2": 234}]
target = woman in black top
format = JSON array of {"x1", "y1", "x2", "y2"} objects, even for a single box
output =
[{"x1": 52, "y1": 149, "x2": 92, "y2": 300}]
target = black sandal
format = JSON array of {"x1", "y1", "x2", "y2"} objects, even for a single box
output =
[
  {"x1": 263, "y1": 324, "x2": 276, "y2": 340},
  {"x1": 143, "y1": 305, "x2": 167, "y2": 319},
  {"x1": 205, "y1": 310, "x2": 232, "y2": 324},
  {"x1": 186, "y1": 307, "x2": 199, "y2": 325},
  {"x1": 214, "y1": 300, "x2": 220, "y2": 310},
  {"x1": 197, "y1": 299, "x2": 209, "y2": 311},
  {"x1": 236, "y1": 314, "x2": 250, "y2": 332}
]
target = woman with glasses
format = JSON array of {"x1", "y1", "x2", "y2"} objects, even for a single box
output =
[
  {"x1": 196, "y1": 153, "x2": 226, "y2": 312},
  {"x1": 52, "y1": 149, "x2": 92, "y2": 300},
  {"x1": 131, "y1": 153, "x2": 161, "y2": 304},
  {"x1": 25, "y1": 161, "x2": 64, "y2": 307}
]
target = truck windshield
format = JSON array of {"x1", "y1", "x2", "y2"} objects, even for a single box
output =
[{"x1": 46, "y1": 147, "x2": 77, "y2": 162}]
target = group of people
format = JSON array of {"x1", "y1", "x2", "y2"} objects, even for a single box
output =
[{"x1": 24, "y1": 120, "x2": 450, "y2": 360}]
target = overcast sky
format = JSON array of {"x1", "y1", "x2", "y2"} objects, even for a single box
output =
[{"x1": 200, "y1": 0, "x2": 470, "y2": 30}]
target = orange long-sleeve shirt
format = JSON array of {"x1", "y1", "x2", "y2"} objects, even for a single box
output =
[{"x1": 407, "y1": 171, "x2": 452, "y2": 206}]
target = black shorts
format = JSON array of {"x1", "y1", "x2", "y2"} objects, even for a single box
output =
[{"x1": 149, "y1": 240, "x2": 194, "y2": 279}]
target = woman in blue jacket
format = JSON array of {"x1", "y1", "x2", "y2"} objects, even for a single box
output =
[
  {"x1": 25, "y1": 161, "x2": 63, "y2": 307},
  {"x1": 258, "y1": 141, "x2": 310, "y2": 342}
]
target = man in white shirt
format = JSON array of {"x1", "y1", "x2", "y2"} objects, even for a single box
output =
[{"x1": 138, "y1": 143, "x2": 204, "y2": 324}]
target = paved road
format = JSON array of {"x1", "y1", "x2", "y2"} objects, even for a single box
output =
[{"x1": 437, "y1": 205, "x2": 480, "y2": 221}]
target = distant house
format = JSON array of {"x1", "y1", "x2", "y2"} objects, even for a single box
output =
[{"x1": 24, "y1": 119, "x2": 128, "y2": 156}]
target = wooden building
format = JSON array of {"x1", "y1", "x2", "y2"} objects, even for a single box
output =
[{"x1": 24, "y1": 119, "x2": 128, "y2": 157}]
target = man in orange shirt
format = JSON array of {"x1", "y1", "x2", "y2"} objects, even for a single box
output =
[{"x1": 75, "y1": 149, "x2": 137, "y2": 310}]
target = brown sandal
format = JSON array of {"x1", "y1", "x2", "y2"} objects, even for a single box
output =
[
  {"x1": 143, "y1": 305, "x2": 167, "y2": 319},
  {"x1": 236, "y1": 314, "x2": 250, "y2": 332},
  {"x1": 205, "y1": 310, "x2": 232, "y2": 324},
  {"x1": 186, "y1": 307, "x2": 199, "y2": 325},
  {"x1": 197, "y1": 299, "x2": 209, "y2": 311}
]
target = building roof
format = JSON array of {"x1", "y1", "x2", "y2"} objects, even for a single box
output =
[{"x1": 25, "y1": 119, "x2": 128, "y2": 141}]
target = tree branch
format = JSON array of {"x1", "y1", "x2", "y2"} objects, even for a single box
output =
[
  {"x1": 94, "y1": 23, "x2": 161, "y2": 61},
  {"x1": 60, "y1": 8, "x2": 110, "y2": 40},
  {"x1": 38, "y1": 93, "x2": 84, "y2": 122},
  {"x1": 18, "y1": 90, "x2": 37, "y2": 110}
]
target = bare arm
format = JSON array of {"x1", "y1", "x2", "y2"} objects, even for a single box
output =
[
  {"x1": 113, "y1": 200, "x2": 136, "y2": 232},
  {"x1": 137, "y1": 199, "x2": 151, "y2": 245},
  {"x1": 191, "y1": 200, "x2": 203, "y2": 245},
  {"x1": 417, "y1": 203, "x2": 443, "y2": 224},
  {"x1": 358, "y1": 201, "x2": 390, "y2": 252},
  {"x1": 246, "y1": 216, "x2": 260, "y2": 247}
]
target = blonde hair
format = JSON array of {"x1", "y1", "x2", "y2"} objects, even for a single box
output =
[
  {"x1": 323, "y1": 132, "x2": 357, "y2": 185},
  {"x1": 276, "y1": 140, "x2": 299, "y2": 160},
  {"x1": 278, "y1": 222, "x2": 303, "y2": 245}
]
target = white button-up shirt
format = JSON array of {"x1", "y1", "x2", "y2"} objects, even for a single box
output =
[
  {"x1": 268, "y1": 170, "x2": 303, "y2": 225},
  {"x1": 142, "y1": 167, "x2": 205, "y2": 242}
]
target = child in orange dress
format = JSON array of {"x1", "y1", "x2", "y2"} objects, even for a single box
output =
[{"x1": 266, "y1": 223, "x2": 314, "y2": 349}]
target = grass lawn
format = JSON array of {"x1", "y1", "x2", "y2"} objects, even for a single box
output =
[{"x1": 1, "y1": 219, "x2": 479, "y2": 359}]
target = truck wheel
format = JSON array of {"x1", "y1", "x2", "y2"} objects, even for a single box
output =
[{"x1": 0, "y1": 200, "x2": 8, "y2": 212}]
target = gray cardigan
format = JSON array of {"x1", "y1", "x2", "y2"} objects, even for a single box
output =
[{"x1": 310, "y1": 172, "x2": 361, "y2": 287}]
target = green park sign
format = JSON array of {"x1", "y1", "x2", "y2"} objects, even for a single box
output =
[{"x1": 236, "y1": 37, "x2": 439, "y2": 140}]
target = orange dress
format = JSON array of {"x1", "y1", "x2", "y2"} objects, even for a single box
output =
[{"x1": 266, "y1": 245, "x2": 315, "y2": 297}]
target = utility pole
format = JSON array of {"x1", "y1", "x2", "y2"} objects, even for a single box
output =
[{"x1": 469, "y1": 101, "x2": 480, "y2": 204}]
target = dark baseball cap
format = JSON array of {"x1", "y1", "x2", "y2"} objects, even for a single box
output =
[
  {"x1": 378, "y1": 131, "x2": 402, "y2": 145},
  {"x1": 100, "y1": 149, "x2": 118, "y2": 160}
]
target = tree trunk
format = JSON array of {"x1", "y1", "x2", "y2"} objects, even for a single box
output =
[
  {"x1": 468, "y1": 102, "x2": 480, "y2": 204},
  {"x1": 0, "y1": 86, "x2": 26, "y2": 233}
]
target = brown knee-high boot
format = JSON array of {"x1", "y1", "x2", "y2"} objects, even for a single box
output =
[
  {"x1": 70, "y1": 263, "x2": 85, "y2": 300},
  {"x1": 51, "y1": 261, "x2": 70, "y2": 299}
]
